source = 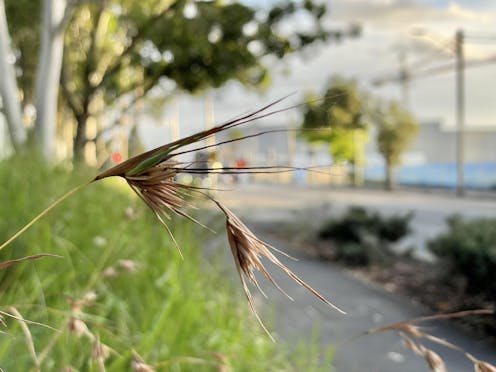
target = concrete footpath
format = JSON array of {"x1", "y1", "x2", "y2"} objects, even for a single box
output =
[{"x1": 211, "y1": 184, "x2": 496, "y2": 371}]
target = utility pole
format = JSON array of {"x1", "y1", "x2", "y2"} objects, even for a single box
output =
[
  {"x1": 398, "y1": 52, "x2": 410, "y2": 109},
  {"x1": 455, "y1": 29, "x2": 465, "y2": 197}
]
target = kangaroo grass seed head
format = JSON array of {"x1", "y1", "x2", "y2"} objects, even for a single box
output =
[
  {"x1": 92, "y1": 99, "x2": 348, "y2": 336},
  {"x1": 0, "y1": 97, "x2": 344, "y2": 339},
  {"x1": 418, "y1": 345, "x2": 447, "y2": 372},
  {"x1": 475, "y1": 361, "x2": 496, "y2": 372},
  {"x1": 92, "y1": 339, "x2": 114, "y2": 363},
  {"x1": 118, "y1": 259, "x2": 138, "y2": 273},
  {"x1": 103, "y1": 266, "x2": 118, "y2": 278},
  {"x1": 368, "y1": 310, "x2": 495, "y2": 372},
  {"x1": 68, "y1": 317, "x2": 91, "y2": 339},
  {"x1": 215, "y1": 200, "x2": 345, "y2": 339}
]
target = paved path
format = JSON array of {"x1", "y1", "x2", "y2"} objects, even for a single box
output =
[
  {"x1": 209, "y1": 184, "x2": 496, "y2": 371},
  {"x1": 216, "y1": 183, "x2": 496, "y2": 260}
]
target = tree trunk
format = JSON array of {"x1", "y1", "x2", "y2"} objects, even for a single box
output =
[
  {"x1": 385, "y1": 159, "x2": 395, "y2": 191},
  {"x1": 0, "y1": 0, "x2": 27, "y2": 151},
  {"x1": 34, "y1": 0, "x2": 67, "y2": 160},
  {"x1": 73, "y1": 113, "x2": 88, "y2": 163}
]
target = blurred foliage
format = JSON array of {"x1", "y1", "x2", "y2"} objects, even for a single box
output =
[
  {"x1": 4, "y1": 0, "x2": 361, "y2": 161},
  {"x1": 5, "y1": 0, "x2": 41, "y2": 105},
  {"x1": 372, "y1": 101, "x2": 419, "y2": 189},
  {"x1": 428, "y1": 215, "x2": 496, "y2": 296},
  {"x1": 319, "y1": 207, "x2": 412, "y2": 266},
  {"x1": 0, "y1": 154, "x2": 331, "y2": 370},
  {"x1": 60, "y1": 0, "x2": 343, "y2": 159},
  {"x1": 300, "y1": 77, "x2": 368, "y2": 165}
]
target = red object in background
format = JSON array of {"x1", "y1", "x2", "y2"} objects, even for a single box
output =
[
  {"x1": 235, "y1": 158, "x2": 247, "y2": 168},
  {"x1": 111, "y1": 152, "x2": 122, "y2": 163}
]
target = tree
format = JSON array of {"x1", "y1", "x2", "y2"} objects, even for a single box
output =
[
  {"x1": 1, "y1": 0, "x2": 360, "y2": 162},
  {"x1": 61, "y1": 0, "x2": 360, "y2": 162},
  {"x1": 1, "y1": 0, "x2": 76, "y2": 158},
  {"x1": 300, "y1": 77, "x2": 368, "y2": 186},
  {"x1": 34, "y1": 0, "x2": 74, "y2": 159},
  {"x1": 375, "y1": 102, "x2": 419, "y2": 190},
  {"x1": 0, "y1": 0, "x2": 27, "y2": 150}
]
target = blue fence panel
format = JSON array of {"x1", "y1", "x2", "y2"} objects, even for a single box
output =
[{"x1": 365, "y1": 163, "x2": 496, "y2": 189}]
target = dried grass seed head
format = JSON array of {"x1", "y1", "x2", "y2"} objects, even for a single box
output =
[
  {"x1": 92, "y1": 339, "x2": 114, "y2": 362},
  {"x1": 91, "y1": 98, "x2": 346, "y2": 337},
  {"x1": 418, "y1": 345, "x2": 447, "y2": 372},
  {"x1": 217, "y1": 201, "x2": 345, "y2": 338},
  {"x1": 68, "y1": 317, "x2": 92, "y2": 339},
  {"x1": 475, "y1": 361, "x2": 496, "y2": 372},
  {"x1": 131, "y1": 350, "x2": 155, "y2": 372}
]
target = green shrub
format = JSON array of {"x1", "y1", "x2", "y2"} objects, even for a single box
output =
[
  {"x1": 318, "y1": 207, "x2": 412, "y2": 266},
  {"x1": 428, "y1": 215, "x2": 496, "y2": 296},
  {"x1": 375, "y1": 213, "x2": 412, "y2": 243},
  {"x1": 319, "y1": 207, "x2": 373, "y2": 243},
  {"x1": 334, "y1": 242, "x2": 371, "y2": 266}
]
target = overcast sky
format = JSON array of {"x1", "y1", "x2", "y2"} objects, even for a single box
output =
[{"x1": 143, "y1": 0, "x2": 496, "y2": 149}]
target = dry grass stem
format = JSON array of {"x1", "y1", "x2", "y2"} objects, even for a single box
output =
[
  {"x1": 0, "y1": 184, "x2": 88, "y2": 252},
  {"x1": 8, "y1": 307, "x2": 40, "y2": 370},
  {"x1": 368, "y1": 309, "x2": 495, "y2": 371},
  {"x1": 0, "y1": 254, "x2": 61, "y2": 270},
  {"x1": 401, "y1": 333, "x2": 421, "y2": 355},
  {"x1": 0, "y1": 98, "x2": 345, "y2": 339},
  {"x1": 0, "y1": 310, "x2": 59, "y2": 332}
]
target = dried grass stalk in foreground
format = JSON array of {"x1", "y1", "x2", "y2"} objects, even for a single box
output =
[
  {"x1": 215, "y1": 201, "x2": 345, "y2": 338},
  {"x1": 0, "y1": 98, "x2": 344, "y2": 339},
  {"x1": 366, "y1": 309, "x2": 495, "y2": 372}
]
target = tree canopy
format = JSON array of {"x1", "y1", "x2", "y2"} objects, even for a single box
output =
[
  {"x1": 2, "y1": 0, "x2": 361, "y2": 161},
  {"x1": 376, "y1": 102, "x2": 418, "y2": 167},
  {"x1": 61, "y1": 0, "x2": 358, "y2": 160},
  {"x1": 300, "y1": 77, "x2": 368, "y2": 164},
  {"x1": 374, "y1": 101, "x2": 419, "y2": 189}
]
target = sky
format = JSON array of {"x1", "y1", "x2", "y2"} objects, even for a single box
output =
[{"x1": 142, "y1": 0, "x2": 496, "y2": 149}]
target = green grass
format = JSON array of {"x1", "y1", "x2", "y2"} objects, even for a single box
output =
[{"x1": 0, "y1": 155, "x2": 332, "y2": 371}]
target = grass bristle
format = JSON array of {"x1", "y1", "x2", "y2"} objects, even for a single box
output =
[{"x1": 367, "y1": 309, "x2": 495, "y2": 372}]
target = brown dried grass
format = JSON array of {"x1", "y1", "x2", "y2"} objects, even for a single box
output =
[
  {"x1": 90, "y1": 98, "x2": 345, "y2": 337},
  {"x1": 0, "y1": 98, "x2": 343, "y2": 339},
  {"x1": 367, "y1": 309, "x2": 495, "y2": 372}
]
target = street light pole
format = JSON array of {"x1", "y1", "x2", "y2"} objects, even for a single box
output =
[
  {"x1": 455, "y1": 29, "x2": 465, "y2": 197},
  {"x1": 399, "y1": 51, "x2": 410, "y2": 109}
]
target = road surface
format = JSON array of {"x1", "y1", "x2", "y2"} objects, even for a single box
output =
[{"x1": 206, "y1": 183, "x2": 496, "y2": 371}]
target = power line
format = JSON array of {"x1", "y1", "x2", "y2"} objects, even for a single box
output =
[{"x1": 371, "y1": 29, "x2": 496, "y2": 197}]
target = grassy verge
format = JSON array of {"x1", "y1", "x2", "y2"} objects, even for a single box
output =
[{"x1": 0, "y1": 155, "x2": 330, "y2": 371}]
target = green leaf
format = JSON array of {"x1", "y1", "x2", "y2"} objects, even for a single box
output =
[{"x1": 126, "y1": 149, "x2": 170, "y2": 176}]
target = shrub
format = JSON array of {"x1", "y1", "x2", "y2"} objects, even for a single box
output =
[
  {"x1": 318, "y1": 207, "x2": 412, "y2": 266},
  {"x1": 319, "y1": 207, "x2": 374, "y2": 243},
  {"x1": 334, "y1": 242, "x2": 371, "y2": 266},
  {"x1": 376, "y1": 212, "x2": 413, "y2": 243},
  {"x1": 428, "y1": 215, "x2": 496, "y2": 296}
]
